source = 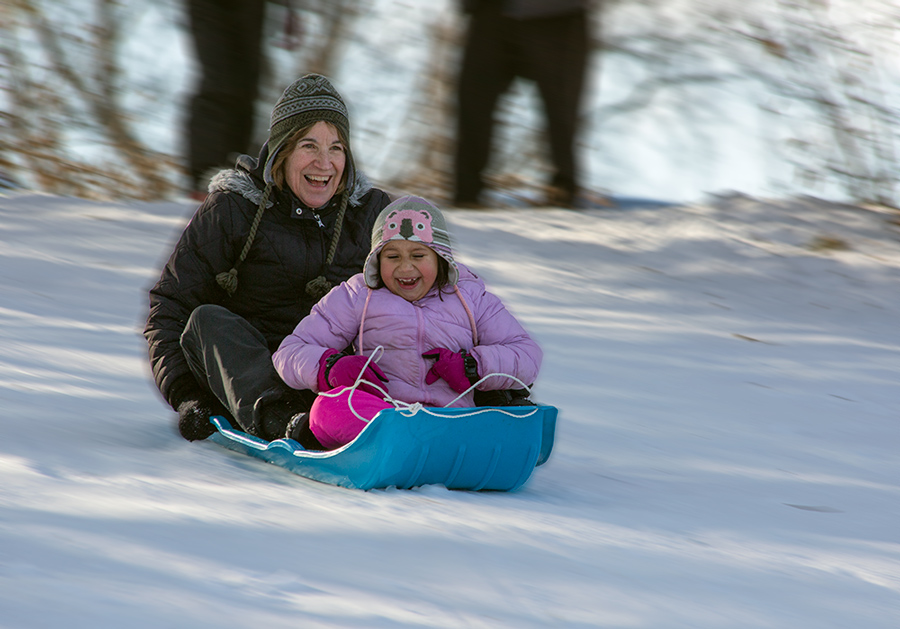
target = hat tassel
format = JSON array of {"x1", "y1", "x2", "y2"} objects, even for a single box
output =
[
  {"x1": 216, "y1": 268, "x2": 239, "y2": 296},
  {"x1": 216, "y1": 184, "x2": 272, "y2": 297},
  {"x1": 304, "y1": 275, "x2": 332, "y2": 300}
]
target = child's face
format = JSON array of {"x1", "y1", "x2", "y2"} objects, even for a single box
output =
[{"x1": 379, "y1": 240, "x2": 439, "y2": 302}]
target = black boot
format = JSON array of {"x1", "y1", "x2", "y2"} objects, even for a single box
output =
[
  {"x1": 473, "y1": 388, "x2": 538, "y2": 407},
  {"x1": 251, "y1": 388, "x2": 315, "y2": 441},
  {"x1": 176, "y1": 396, "x2": 221, "y2": 441},
  {"x1": 284, "y1": 412, "x2": 325, "y2": 450}
]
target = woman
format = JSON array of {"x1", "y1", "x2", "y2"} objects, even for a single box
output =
[{"x1": 144, "y1": 74, "x2": 392, "y2": 445}]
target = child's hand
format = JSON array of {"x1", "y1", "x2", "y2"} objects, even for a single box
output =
[
  {"x1": 317, "y1": 350, "x2": 388, "y2": 396},
  {"x1": 422, "y1": 348, "x2": 477, "y2": 394}
]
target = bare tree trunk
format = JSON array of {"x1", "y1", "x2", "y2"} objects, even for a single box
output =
[
  {"x1": 306, "y1": 0, "x2": 362, "y2": 78},
  {"x1": 386, "y1": 12, "x2": 462, "y2": 203}
]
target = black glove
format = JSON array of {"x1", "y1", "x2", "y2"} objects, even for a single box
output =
[{"x1": 176, "y1": 398, "x2": 218, "y2": 441}]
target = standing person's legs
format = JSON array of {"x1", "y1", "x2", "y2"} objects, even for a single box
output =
[
  {"x1": 185, "y1": 0, "x2": 265, "y2": 191},
  {"x1": 520, "y1": 11, "x2": 589, "y2": 204},
  {"x1": 454, "y1": 6, "x2": 514, "y2": 205},
  {"x1": 180, "y1": 305, "x2": 314, "y2": 439},
  {"x1": 223, "y1": 1, "x2": 265, "y2": 163}
]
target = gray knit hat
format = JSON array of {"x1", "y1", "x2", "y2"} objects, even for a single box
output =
[
  {"x1": 363, "y1": 195, "x2": 458, "y2": 288},
  {"x1": 263, "y1": 73, "x2": 352, "y2": 186}
]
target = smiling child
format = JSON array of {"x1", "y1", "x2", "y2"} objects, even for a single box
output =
[{"x1": 273, "y1": 195, "x2": 542, "y2": 449}]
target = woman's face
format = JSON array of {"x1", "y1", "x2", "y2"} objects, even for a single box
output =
[
  {"x1": 379, "y1": 240, "x2": 439, "y2": 302},
  {"x1": 284, "y1": 121, "x2": 346, "y2": 209}
]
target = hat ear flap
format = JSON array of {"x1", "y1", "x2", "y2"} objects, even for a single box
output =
[{"x1": 363, "y1": 246, "x2": 383, "y2": 288}]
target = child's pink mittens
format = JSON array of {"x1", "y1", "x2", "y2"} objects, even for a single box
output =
[
  {"x1": 317, "y1": 349, "x2": 388, "y2": 396},
  {"x1": 422, "y1": 348, "x2": 475, "y2": 394}
]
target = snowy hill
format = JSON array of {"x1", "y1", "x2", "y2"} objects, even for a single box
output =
[{"x1": 1, "y1": 191, "x2": 899, "y2": 627}]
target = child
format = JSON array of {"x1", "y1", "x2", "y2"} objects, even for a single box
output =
[{"x1": 273, "y1": 195, "x2": 542, "y2": 449}]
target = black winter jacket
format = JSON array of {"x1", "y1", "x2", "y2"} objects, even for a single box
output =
[{"x1": 144, "y1": 147, "x2": 392, "y2": 410}]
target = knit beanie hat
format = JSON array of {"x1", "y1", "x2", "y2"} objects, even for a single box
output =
[
  {"x1": 363, "y1": 195, "x2": 459, "y2": 289},
  {"x1": 263, "y1": 73, "x2": 353, "y2": 186}
]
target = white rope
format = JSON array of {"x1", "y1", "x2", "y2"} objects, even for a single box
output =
[{"x1": 315, "y1": 345, "x2": 540, "y2": 423}]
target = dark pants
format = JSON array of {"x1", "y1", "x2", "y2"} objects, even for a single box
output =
[
  {"x1": 180, "y1": 305, "x2": 314, "y2": 437},
  {"x1": 186, "y1": 0, "x2": 266, "y2": 190},
  {"x1": 454, "y1": 6, "x2": 589, "y2": 204}
]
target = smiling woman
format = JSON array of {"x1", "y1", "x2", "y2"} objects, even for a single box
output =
[
  {"x1": 273, "y1": 121, "x2": 348, "y2": 210},
  {"x1": 143, "y1": 74, "x2": 392, "y2": 446}
]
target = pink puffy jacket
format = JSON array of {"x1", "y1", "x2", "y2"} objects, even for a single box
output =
[{"x1": 273, "y1": 264, "x2": 542, "y2": 407}]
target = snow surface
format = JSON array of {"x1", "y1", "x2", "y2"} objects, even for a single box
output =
[{"x1": 1, "y1": 191, "x2": 899, "y2": 628}]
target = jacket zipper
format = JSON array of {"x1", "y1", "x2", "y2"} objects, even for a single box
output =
[{"x1": 415, "y1": 304, "x2": 426, "y2": 393}]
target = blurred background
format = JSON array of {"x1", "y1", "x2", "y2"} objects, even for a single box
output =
[{"x1": 2, "y1": 0, "x2": 899, "y2": 207}]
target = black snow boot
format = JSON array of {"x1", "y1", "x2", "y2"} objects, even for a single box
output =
[
  {"x1": 474, "y1": 388, "x2": 538, "y2": 407},
  {"x1": 252, "y1": 388, "x2": 315, "y2": 442},
  {"x1": 176, "y1": 396, "x2": 222, "y2": 441},
  {"x1": 285, "y1": 412, "x2": 325, "y2": 450}
]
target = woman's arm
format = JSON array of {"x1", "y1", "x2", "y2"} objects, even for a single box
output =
[{"x1": 144, "y1": 195, "x2": 242, "y2": 407}]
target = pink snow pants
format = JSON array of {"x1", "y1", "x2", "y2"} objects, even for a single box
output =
[{"x1": 309, "y1": 386, "x2": 392, "y2": 449}]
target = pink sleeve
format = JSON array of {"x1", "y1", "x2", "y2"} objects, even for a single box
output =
[{"x1": 465, "y1": 283, "x2": 543, "y2": 390}]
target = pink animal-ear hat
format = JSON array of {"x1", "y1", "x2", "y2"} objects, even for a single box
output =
[{"x1": 363, "y1": 195, "x2": 459, "y2": 288}]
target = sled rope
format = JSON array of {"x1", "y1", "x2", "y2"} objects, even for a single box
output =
[{"x1": 316, "y1": 346, "x2": 538, "y2": 424}]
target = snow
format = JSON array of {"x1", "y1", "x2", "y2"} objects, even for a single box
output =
[{"x1": 1, "y1": 189, "x2": 899, "y2": 627}]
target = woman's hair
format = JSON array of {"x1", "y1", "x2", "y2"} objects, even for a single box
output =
[
  {"x1": 270, "y1": 122, "x2": 350, "y2": 195},
  {"x1": 372, "y1": 253, "x2": 451, "y2": 295}
]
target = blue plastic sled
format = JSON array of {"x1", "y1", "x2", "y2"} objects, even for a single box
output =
[{"x1": 208, "y1": 405, "x2": 557, "y2": 491}]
